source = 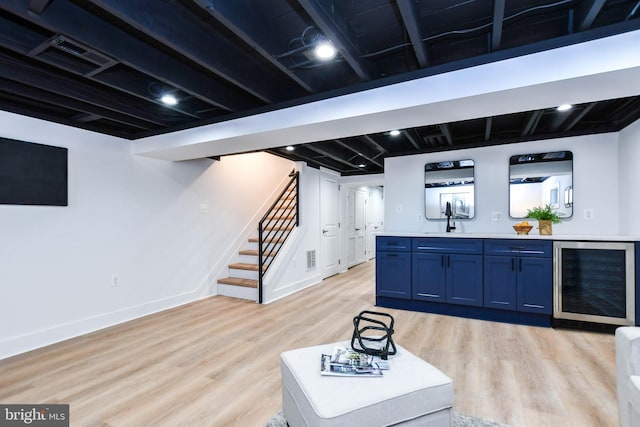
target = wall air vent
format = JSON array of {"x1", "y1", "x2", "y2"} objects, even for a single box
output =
[{"x1": 306, "y1": 250, "x2": 316, "y2": 270}]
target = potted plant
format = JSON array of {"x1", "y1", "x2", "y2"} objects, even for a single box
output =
[{"x1": 525, "y1": 204, "x2": 563, "y2": 235}]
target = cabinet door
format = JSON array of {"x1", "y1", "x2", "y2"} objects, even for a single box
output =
[
  {"x1": 412, "y1": 253, "x2": 446, "y2": 302},
  {"x1": 446, "y1": 254, "x2": 483, "y2": 307},
  {"x1": 483, "y1": 256, "x2": 517, "y2": 310},
  {"x1": 376, "y1": 251, "x2": 411, "y2": 299},
  {"x1": 517, "y1": 257, "x2": 552, "y2": 314}
]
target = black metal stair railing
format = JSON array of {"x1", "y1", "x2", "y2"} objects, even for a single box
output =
[{"x1": 258, "y1": 170, "x2": 299, "y2": 303}]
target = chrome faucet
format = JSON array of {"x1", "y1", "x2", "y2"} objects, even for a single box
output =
[{"x1": 445, "y1": 201, "x2": 456, "y2": 232}]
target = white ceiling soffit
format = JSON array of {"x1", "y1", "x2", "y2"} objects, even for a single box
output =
[{"x1": 132, "y1": 29, "x2": 640, "y2": 162}]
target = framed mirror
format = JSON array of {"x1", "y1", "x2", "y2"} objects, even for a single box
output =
[
  {"x1": 509, "y1": 151, "x2": 573, "y2": 219},
  {"x1": 424, "y1": 159, "x2": 475, "y2": 220}
]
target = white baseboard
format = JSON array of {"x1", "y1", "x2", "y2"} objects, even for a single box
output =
[{"x1": 0, "y1": 284, "x2": 213, "y2": 361}]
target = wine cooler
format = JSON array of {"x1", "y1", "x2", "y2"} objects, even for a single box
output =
[{"x1": 553, "y1": 241, "x2": 635, "y2": 326}]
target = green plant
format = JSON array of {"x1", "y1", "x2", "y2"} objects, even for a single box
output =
[{"x1": 525, "y1": 204, "x2": 563, "y2": 223}]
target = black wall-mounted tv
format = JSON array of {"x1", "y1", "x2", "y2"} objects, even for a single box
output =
[{"x1": 0, "y1": 137, "x2": 68, "y2": 206}]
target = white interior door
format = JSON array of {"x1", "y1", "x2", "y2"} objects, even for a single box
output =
[
  {"x1": 320, "y1": 172, "x2": 340, "y2": 278},
  {"x1": 366, "y1": 187, "x2": 384, "y2": 259},
  {"x1": 355, "y1": 190, "x2": 366, "y2": 264},
  {"x1": 347, "y1": 188, "x2": 367, "y2": 267},
  {"x1": 346, "y1": 189, "x2": 356, "y2": 267}
]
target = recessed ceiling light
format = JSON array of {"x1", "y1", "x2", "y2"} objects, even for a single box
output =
[
  {"x1": 389, "y1": 130, "x2": 401, "y2": 136},
  {"x1": 557, "y1": 104, "x2": 572, "y2": 111},
  {"x1": 314, "y1": 41, "x2": 337, "y2": 60},
  {"x1": 286, "y1": 145, "x2": 295, "y2": 151},
  {"x1": 358, "y1": 163, "x2": 366, "y2": 168},
  {"x1": 161, "y1": 94, "x2": 178, "y2": 106}
]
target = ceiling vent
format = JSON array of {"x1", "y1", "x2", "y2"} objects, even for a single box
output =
[
  {"x1": 51, "y1": 35, "x2": 113, "y2": 67},
  {"x1": 55, "y1": 38, "x2": 87, "y2": 56}
]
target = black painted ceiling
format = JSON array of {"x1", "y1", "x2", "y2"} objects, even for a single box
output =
[{"x1": 1, "y1": 0, "x2": 639, "y2": 175}]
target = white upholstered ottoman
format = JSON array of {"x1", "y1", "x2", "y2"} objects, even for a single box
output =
[{"x1": 280, "y1": 342, "x2": 454, "y2": 427}]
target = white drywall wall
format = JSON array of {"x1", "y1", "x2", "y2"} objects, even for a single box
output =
[
  {"x1": 0, "y1": 111, "x2": 294, "y2": 359},
  {"x1": 384, "y1": 132, "x2": 620, "y2": 236}
]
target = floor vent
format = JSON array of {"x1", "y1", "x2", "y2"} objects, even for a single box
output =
[{"x1": 306, "y1": 250, "x2": 316, "y2": 270}]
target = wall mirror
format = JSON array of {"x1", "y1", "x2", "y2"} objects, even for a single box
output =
[
  {"x1": 509, "y1": 150, "x2": 573, "y2": 219},
  {"x1": 424, "y1": 159, "x2": 475, "y2": 220}
]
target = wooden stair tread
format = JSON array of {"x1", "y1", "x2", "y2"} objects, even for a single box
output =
[
  {"x1": 217, "y1": 277, "x2": 257, "y2": 288},
  {"x1": 266, "y1": 215, "x2": 295, "y2": 221},
  {"x1": 263, "y1": 226, "x2": 294, "y2": 232},
  {"x1": 249, "y1": 237, "x2": 285, "y2": 244},
  {"x1": 239, "y1": 249, "x2": 275, "y2": 257},
  {"x1": 229, "y1": 262, "x2": 259, "y2": 271}
]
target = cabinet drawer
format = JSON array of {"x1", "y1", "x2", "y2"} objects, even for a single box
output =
[
  {"x1": 413, "y1": 237, "x2": 483, "y2": 254},
  {"x1": 484, "y1": 239, "x2": 551, "y2": 257},
  {"x1": 376, "y1": 236, "x2": 411, "y2": 252}
]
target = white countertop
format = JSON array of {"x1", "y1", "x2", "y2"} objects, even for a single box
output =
[{"x1": 375, "y1": 232, "x2": 640, "y2": 241}]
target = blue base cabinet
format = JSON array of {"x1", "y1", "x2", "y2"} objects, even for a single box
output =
[
  {"x1": 412, "y1": 253, "x2": 446, "y2": 302},
  {"x1": 412, "y1": 238, "x2": 483, "y2": 307},
  {"x1": 376, "y1": 237, "x2": 412, "y2": 299},
  {"x1": 483, "y1": 240, "x2": 552, "y2": 315},
  {"x1": 517, "y1": 257, "x2": 552, "y2": 314},
  {"x1": 483, "y1": 255, "x2": 517, "y2": 309},
  {"x1": 447, "y1": 254, "x2": 484, "y2": 307},
  {"x1": 413, "y1": 253, "x2": 484, "y2": 306},
  {"x1": 376, "y1": 236, "x2": 553, "y2": 327}
]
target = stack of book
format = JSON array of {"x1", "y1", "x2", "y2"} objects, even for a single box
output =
[{"x1": 320, "y1": 346, "x2": 390, "y2": 377}]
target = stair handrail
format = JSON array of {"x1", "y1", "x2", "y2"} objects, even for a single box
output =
[{"x1": 258, "y1": 169, "x2": 299, "y2": 303}]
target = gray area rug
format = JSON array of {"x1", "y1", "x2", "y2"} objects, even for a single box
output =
[{"x1": 265, "y1": 410, "x2": 510, "y2": 427}]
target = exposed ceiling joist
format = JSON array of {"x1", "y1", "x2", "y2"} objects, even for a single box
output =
[
  {"x1": 0, "y1": 0, "x2": 259, "y2": 112},
  {"x1": 0, "y1": 77, "x2": 155, "y2": 130},
  {"x1": 401, "y1": 129, "x2": 422, "y2": 150},
  {"x1": 521, "y1": 110, "x2": 543, "y2": 136},
  {"x1": 86, "y1": 0, "x2": 304, "y2": 104},
  {"x1": 334, "y1": 139, "x2": 383, "y2": 167},
  {"x1": 491, "y1": 0, "x2": 506, "y2": 51},
  {"x1": 563, "y1": 102, "x2": 596, "y2": 131},
  {"x1": 361, "y1": 135, "x2": 388, "y2": 153},
  {"x1": 484, "y1": 117, "x2": 493, "y2": 141},
  {"x1": 575, "y1": 0, "x2": 607, "y2": 31},
  {"x1": 191, "y1": 0, "x2": 315, "y2": 93},
  {"x1": 304, "y1": 143, "x2": 362, "y2": 169},
  {"x1": 439, "y1": 124, "x2": 453, "y2": 145},
  {"x1": 0, "y1": 52, "x2": 165, "y2": 126},
  {"x1": 397, "y1": 0, "x2": 428, "y2": 67},
  {"x1": 28, "y1": 0, "x2": 51, "y2": 15},
  {"x1": 296, "y1": 0, "x2": 372, "y2": 81},
  {"x1": 0, "y1": 0, "x2": 639, "y2": 176}
]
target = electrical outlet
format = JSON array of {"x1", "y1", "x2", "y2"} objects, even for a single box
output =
[
  {"x1": 417, "y1": 213, "x2": 423, "y2": 222},
  {"x1": 200, "y1": 203, "x2": 208, "y2": 214},
  {"x1": 491, "y1": 211, "x2": 502, "y2": 221},
  {"x1": 111, "y1": 274, "x2": 120, "y2": 287},
  {"x1": 584, "y1": 208, "x2": 594, "y2": 220}
]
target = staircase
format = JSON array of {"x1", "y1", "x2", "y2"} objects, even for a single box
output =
[{"x1": 217, "y1": 170, "x2": 299, "y2": 302}]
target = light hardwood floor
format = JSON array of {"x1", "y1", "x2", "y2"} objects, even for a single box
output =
[{"x1": 0, "y1": 261, "x2": 618, "y2": 426}]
